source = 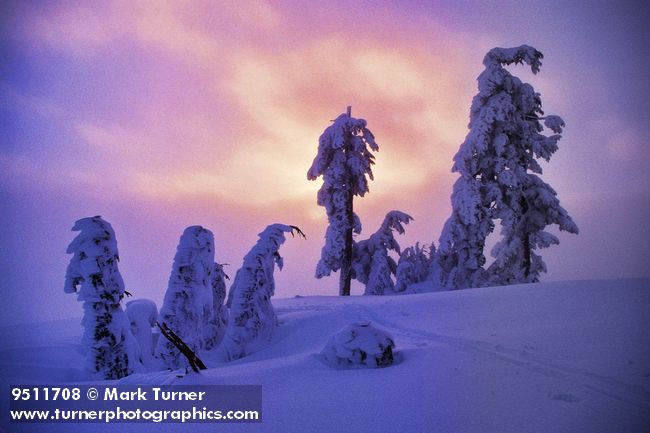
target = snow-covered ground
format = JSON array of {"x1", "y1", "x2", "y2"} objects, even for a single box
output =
[{"x1": 1, "y1": 278, "x2": 649, "y2": 433}]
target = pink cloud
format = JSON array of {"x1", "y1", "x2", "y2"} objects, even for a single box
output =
[
  {"x1": 7, "y1": 2, "x2": 494, "y2": 269},
  {"x1": 21, "y1": 3, "x2": 123, "y2": 55},
  {"x1": 9, "y1": 1, "x2": 496, "y2": 223}
]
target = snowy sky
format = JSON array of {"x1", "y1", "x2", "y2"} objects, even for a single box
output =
[{"x1": 1, "y1": 0, "x2": 649, "y2": 325}]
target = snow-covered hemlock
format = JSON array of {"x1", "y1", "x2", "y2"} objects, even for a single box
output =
[
  {"x1": 221, "y1": 224, "x2": 304, "y2": 361},
  {"x1": 125, "y1": 299, "x2": 158, "y2": 370},
  {"x1": 307, "y1": 110, "x2": 378, "y2": 295},
  {"x1": 353, "y1": 211, "x2": 412, "y2": 295},
  {"x1": 395, "y1": 242, "x2": 435, "y2": 293},
  {"x1": 438, "y1": 45, "x2": 578, "y2": 289},
  {"x1": 204, "y1": 263, "x2": 229, "y2": 350},
  {"x1": 156, "y1": 226, "x2": 217, "y2": 369},
  {"x1": 64, "y1": 216, "x2": 138, "y2": 379}
]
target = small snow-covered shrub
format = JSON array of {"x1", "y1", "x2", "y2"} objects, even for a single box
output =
[
  {"x1": 394, "y1": 242, "x2": 434, "y2": 293},
  {"x1": 321, "y1": 322, "x2": 395, "y2": 368},
  {"x1": 354, "y1": 211, "x2": 412, "y2": 296},
  {"x1": 126, "y1": 299, "x2": 158, "y2": 370},
  {"x1": 204, "y1": 263, "x2": 229, "y2": 350}
]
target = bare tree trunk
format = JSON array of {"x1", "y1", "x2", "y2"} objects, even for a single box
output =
[
  {"x1": 339, "y1": 105, "x2": 354, "y2": 296},
  {"x1": 339, "y1": 190, "x2": 353, "y2": 296},
  {"x1": 523, "y1": 232, "x2": 531, "y2": 281},
  {"x1": 520, "y1": 196, "x2": 531, "y2": 281}
]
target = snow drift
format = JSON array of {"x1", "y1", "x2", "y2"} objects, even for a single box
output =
[{"x1": 1, "y1": 279, "x2": 648, "y2": 433}]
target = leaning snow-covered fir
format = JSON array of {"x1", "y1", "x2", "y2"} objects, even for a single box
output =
[
  {"x1": 125, "y1": 299, "x2": 158, "y2": 370},
  {"x1": 394, "y1": 242, "x2": 435, "y2": 293},
  {"x1": 321, "y1": 322, "x2": 395, "y2": 369},
  {"x1": 352, "y1": 211, "x2": 412, "y2": 295},
  {"x1": 308, "y1": 107, "x2": 378, "y2": 296},
  {"x1": 64, "y1": 216, "x2": 138, "y2": 379},
  {"x1": 221, "y1": 224, "x2": 305, "y2": 362},
  {"x1": 438, "y1": 45, "x2": 577, "y2": 289},
  {"x1": 204, "y1": 263, "x2": 229, "y2": 350},
  {"x1": 156, "y1": 226, "x2": 216, "y2": 369},
  {"x1": 480, "y1": 47, "x2": 578, "y2": 283}
]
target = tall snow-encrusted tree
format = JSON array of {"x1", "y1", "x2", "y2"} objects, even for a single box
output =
[
  {"x1": 438, "y1": 45, "x2": 578, "y2": 289},
  {"x1": 480, "y1": 47, "x2": 579, "y2": 283},
  {"x1": 204, "y1": 263, "x2": 229, "y2": 350},
  {"x1": 221, "y1": 224, "x2": 305, "y2": 361},
  {"x1": 353, "y1": 211, "x2": 412, "y2": 296},
  {"x1": 395, "y1": 242, "x2": 435, "y2": 293},
  {"x1": 64, "y1": 216, "x2": 138, "y2": 379},
  {"x1": 156, "y1": 226, "x2": 216, "y2": 369},
  {"x1": 308, "y1": 107, "x2": 378, "y2": 296}
]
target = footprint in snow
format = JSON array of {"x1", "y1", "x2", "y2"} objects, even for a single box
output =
[{"x1": 551, "y1": 393, "x2": 580, "y2": 403}]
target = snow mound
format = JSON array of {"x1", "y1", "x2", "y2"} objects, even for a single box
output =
[{"x1": 321, "y1": 322, "x2": 395, "y2": 368}]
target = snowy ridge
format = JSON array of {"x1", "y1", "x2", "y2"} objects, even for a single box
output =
[{"x1": 1, "y1": 279, "x2": 648, "y2": 433}]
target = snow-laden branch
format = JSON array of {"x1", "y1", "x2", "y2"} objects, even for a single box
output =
[{"x1": 483, "y1": 45, "x2": 543, "y2": 74}]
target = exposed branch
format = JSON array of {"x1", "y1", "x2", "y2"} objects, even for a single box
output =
[
  {"x1": 156, "y1": 322, "x2": 207, "y2": 372},
  {"x1": 289, "y1": 225, "x2": 307, "y2": 239}
]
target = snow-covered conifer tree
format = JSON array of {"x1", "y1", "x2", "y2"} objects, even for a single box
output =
[
  {"x1": 395, "y1": 242, "x2": 434, "y2": 293},
  {"x1": 64, "y1": 216, "x2": 138, "y2": 379},
  {"x1": 204, "y1": 263, "x2": 229, "y2": 350},
  {"x1": 479, "y1": 47, "x2": 579, "y2": 284},
  {"x1": 488, "y1": 173, "x2": 579, "y2": 284},
  {"x1": 221, "y1": 224, "x2": 305, "y2": 361},
  {"x1": 437, "y1": 176, "x2": 494, "y2": 289},
  {"x1": 438, "y1": 45, "x2": 577, "y2": 288},
  {"x1": 308, "y1": 107, "x2": 378, "y2": 296},
  {"x1": 353, "y1": 211, "x2": 412, "y2": 296},
  {"x1": 156, "y1": 226, "x2": 216, "y2": 369}
]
